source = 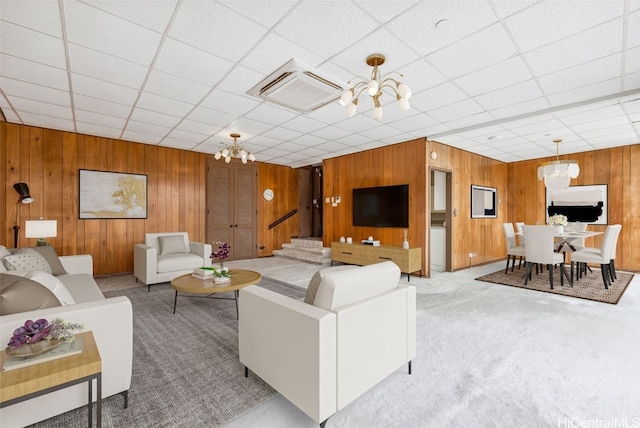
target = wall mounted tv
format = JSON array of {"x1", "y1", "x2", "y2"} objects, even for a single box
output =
[{"x1": 352, "y1": 184, "x2": 409, "y2": 228}]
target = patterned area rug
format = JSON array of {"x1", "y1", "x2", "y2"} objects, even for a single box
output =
[
  {"x1": 475, "y1": 265, "x2": 633, "y2": 304},
  {"x1": 30, "y1": 277, "x2": 305, "y2": 428}
]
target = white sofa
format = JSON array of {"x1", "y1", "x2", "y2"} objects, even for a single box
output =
[
  {"x1": 239, "y1": 261, "x2": 416, "y2": 426},
  {"x1": 134, "y1": 232, "x2": 212, "y2": 290},
  {"x1": 0, "y1": 254, "x2": 133, "y2": 428}
]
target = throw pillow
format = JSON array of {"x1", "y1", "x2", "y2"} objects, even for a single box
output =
[
  {"x1": 4, "y1": 270, "x2": 76, "y2": 305},
  {"x1": 304, "y1": 264, "x2": 358, "y2": 305},
  {"x1": 158, "y1": 235, "x2": 188, "y2": 255},
  {"x1": 0, "y1": 273, "x2": 61, "y2": 315},
  {"x1": 0, "y1": 245, "x2": 9, "y2": 273},
  {"x1": 29, "y1": 245, "x2": 68, "y2": 276},
  {"x1": 3, "y1": 248, "x2": 53, "y2": 274}
]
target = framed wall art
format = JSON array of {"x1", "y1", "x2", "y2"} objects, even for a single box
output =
[
  {"x1": 79, "y1": 169, "x2": 148, "y2": 219},
  {"x1": 545, "y1": 184, "x2": 608, "y2": 225},
  {"x1": 471, "y1": 185, "x2": 497, "y2": 219}
]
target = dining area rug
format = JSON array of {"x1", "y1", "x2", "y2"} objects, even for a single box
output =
[{"x1": 476, "y1": 265, "x2": 634, "y2": 304}]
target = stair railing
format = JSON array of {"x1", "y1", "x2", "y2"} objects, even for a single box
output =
[{"x1": 269, "y1": 209, "x2": 297, "y2": 230}]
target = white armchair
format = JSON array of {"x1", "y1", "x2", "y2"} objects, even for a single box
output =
[
  {"x1": 239, "y1": 261, "x2": 416, "y2": 426},
  {"x1": 134, "y1": 232, "x2": 211, "y2": 291}
]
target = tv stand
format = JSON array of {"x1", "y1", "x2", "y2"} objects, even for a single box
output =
[{"x1": 331, "y1": 242, "x2": 422, "y2": 281}]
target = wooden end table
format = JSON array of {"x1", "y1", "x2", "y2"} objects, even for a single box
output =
[
  {"x1": 0, "y1": 331, "x2": 102, "y2": 427},
  {"x1": 171, "y1": 269, "x2": 262, "y2": 318}
]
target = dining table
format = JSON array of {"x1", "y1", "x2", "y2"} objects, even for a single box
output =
[{"x1": 515, "y1": 230, "x2": 603, "y2": 252}]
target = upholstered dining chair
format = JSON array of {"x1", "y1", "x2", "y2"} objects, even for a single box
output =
[
  {"x1": 522, "y1": 225, "x2": 572, "y2": 290},
  {"x1": 515, "y1": 222, "x2": 525, "y2": 246},
  {"x1": 502, "y1": 223, "x2": 526, "y2": 274},
  {"x1": 570, "y1": 224, "x2": 622, "y2": 289}
]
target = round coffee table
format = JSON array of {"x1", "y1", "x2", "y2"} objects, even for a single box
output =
[{"x1": 170, "y1": 269, "x2": 261, "y2": 318}]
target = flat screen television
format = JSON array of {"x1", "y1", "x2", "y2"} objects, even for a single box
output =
[{"x1": 352, "y1": 184, "x2": 409, "y2": 228}]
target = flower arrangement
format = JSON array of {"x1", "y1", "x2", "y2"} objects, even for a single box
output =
[
  {"x1": 7, "y1": 318, "x2": 83, "y2": 349},
  {"x1": 211, "y1": 241, "x2": 230, "y2": 263},
  {"x1": 548, "y1": 214, "x2": 568, "y2": 226}
]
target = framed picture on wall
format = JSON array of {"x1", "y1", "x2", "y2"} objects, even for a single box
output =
[
  {"x1": 471, "y1": 185, "x2": 497, "y2": 218},
  {"x1": 545, "y1": 184, "x2": 607, "y2": 225},
  {"x1": 79, "y1": 169, "x2": 148, "y2": 219}
]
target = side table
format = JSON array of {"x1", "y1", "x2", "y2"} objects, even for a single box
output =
[{"x1": 0, "y1": 331, "x2": 102, "y2": 427}]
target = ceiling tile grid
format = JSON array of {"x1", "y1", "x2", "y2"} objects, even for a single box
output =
[{"x1": 0, "y1": 0, "x2": 638, "y2": 167}]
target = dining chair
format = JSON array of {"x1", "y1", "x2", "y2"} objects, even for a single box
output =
[
  {"x1": 570, "y1": 224, "x2": 622, "y2": 289},
  {"x1": 515, "y1": 222, "x2": 525, "y2": 246},
  {"x1": 502, "y1": 223, "x2": 526, "y2": 274},
  {"x1": 522, "y1": 225, "x2": 572, "y2": 290}
]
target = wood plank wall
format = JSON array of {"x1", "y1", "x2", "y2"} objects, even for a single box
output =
[
  {"x1": 507, "y1": 145, "x2": 640, "y2": 272},
  {"x1": 256, "y1": 162, "x2": 299, "y2": 257},
  {"x1": 1, "y1": 123, "x2": 207, "y2": 275},
  {"x1": 323, "y1": 138, "x2": 429, "y2": 273}
]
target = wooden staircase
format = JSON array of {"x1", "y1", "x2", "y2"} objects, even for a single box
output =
[{"x1": 273, "y1": 238, "x2": 332, "y2": 265}]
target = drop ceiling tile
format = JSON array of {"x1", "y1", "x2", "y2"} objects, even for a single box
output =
[
  {"x1": 428, "y1": 99, "x2": 485, "y2": 122},
  {"x1": 227, "y1": 117, "x2": 274, "y2": 135},
  {"x1": 388, "y1": 113, "x2": 439, "y2": 133},
  {"x1": 1, "y1": 22, "x2": 67, "y2": 69},
  {"x1": 538, "y1": 54, "x2": 622, "y2": 95},
  {"x1": 68, "y1": 44, "x2": 148, "y2": 88},
  {"x1": 587, "y1": 131, "x2": 638, "y2": 145},
  {"x1": 239, "y1": 33, "x2": 324, "y2": 75},
  {"x1": 281, "y1": 115, "x2": 327, "y2": 134},
  {"x1": 306, "y1": 102, "x2": 349, "y2": 125},
  {"x1": 558, "y1": 105, "x2": 626, "y2": 126},
  {"x1": 75, "y1": 109, "x2": 127, "y2": 129},
  {"x1": 175, "y1": 119, "x2": 221, "y2": 137},
  {"x1": 200, "y1": 89, "x2": 260, "y2": 116},
  {"x1": 489, "y1": 97, "x2": 551, "y2": 120},
  {"x1": 192, "y1": 144, "x2": 220, "y2": 155},
  {"x1": 125, "y1": 119, "x2": 172, "y2": 137},
  {"x1": 129, "y1": 107, "x2": 182, "y2": 128},
  {"x1": 8, "y1": 96, "x2": 72, "y2": 119},
  {"x1": 2, "y1": 108, "x2": 20, "y2": 122},
  {"x1": 261, "y1": 126, "x2": 304, "y2": 141},
  {"x1": 64, "y1": 0, "x2": 162, "y2": 66},
  {"x1": 454, "y1": 57, "x2": 532, "y2": 96},
  {"x1": 75, "y1": 122, "x2": 122, "y2": 139},
  {"x1": 475, "y1": 79, "x2": 544, "y2": 110},
  {"x1": 136, "y1": 92, "x2": 195, "y2": 117},
  {"x1": 491, "y1": 0, "x2": 541, "y2": 19},
  {"x1": 0, "y1": 1, "x2": 62, "y2": 37},
  {"x1": 624, "y1": 71, "x2": 640, "y2": 90},
  {"x1": 165, "y1": 128, "x2": 208, "y2": 143},
  {"x1": 353, "y1": 0, "x2": 419, "y2": 23},
  {"x1": 314, "y1": 140, "x2": 351, "y2": 152},
  {"x1": 169, "y1": 0, "x2": 268, "y2": 62},
  {"x1": 295, "y1": 146, "x2": 329, "y2": 157},
  {"x1": 187, "y1": 106, "x2": 236, "y2": 129},
  {"x1": 525, "y1": 19, "x2": 623, "y2": 76},
  {"x1": 334, "y1": 133, "x2": 371, "y2": 146},
  {"x1": 19, "y1": 111, "x2": 74, "y2": 131},
  {"x1": 409, "y1": 82, "x2": 469, "y2": 111},
  {"x1": 626, "y1": 46, "x2": 640, "y2": 74},
  {"x1": 388, "y1": 0, "x2": 498, "y2": 55},
  {"x1": 120, "y1": 130, "x2": 163, "y2": 144},
  {"x1": 155, "y1": 38, "x2": 235, "y2": 86},
  {"x1": 580, "y1": 123, "x2": 635, "y2": 139},
  {"x1": 333, "y1": 114, "x2": 381, "y2": 133},
  {"x1": 220, "y1": 0, "x2": 296, "y2": 28},
  {"x1": 271, "y1": 141, "x2": 307, "y2": 152},
  {"x1": 590, "y1": 138, "x2": 639, "y2": 149},
  {"x1": 144, "y1": 69, "x2": 211, "y2": 104},
  {"x1": 0, "y1": 54, "x2": 69, "y2": 90},
  {"x1": 409, "y1": 123, "x2": 451, "y2": 138},
  {"x1": 74, "y1": 94, "x2": 131, "y2": 118},
  {"x1": 546, "y1": 78, "x2": 623, "y2": 106},
  {"x1": 510, "y1": 118, "x2": 567, "y2": 136},
  {"x1": 310, "y1": 125, "x2": 353, "y2": 141},
  {"x1": 395, "y1": 59, "x2": 448, "y2": 94},
  {"x1": 159, "y1": 138, "x2": 199, "y2": 150},
  {"x1": 427, "y1": 23, "x2": 517, "y2": 79},
  {"x1": 0, "y1": 77, "x2": 70, "y2": 107},
  {"x1": 86, "y1": 0, "x2": 177, "y2": 33},
  {"x1": 71, "y1": 73, "x2": 139, "y2": 105},
  {"x1": 504, "y1": 0, "x2": 624, "y2": 51},
  {"x1": 444, "y1": 112, "x2": 497, "y2": 129},
  {"x1": 244, "y1": 104, "x2": 299, "y2": 126}
]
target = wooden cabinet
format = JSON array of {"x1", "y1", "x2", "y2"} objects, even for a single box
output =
[
  {"x1": 206, "y1": 158, "x2": 257, "y2": 261},
  {"x1": 331, "y1": 242, "x2": 422, "y2": 279}
]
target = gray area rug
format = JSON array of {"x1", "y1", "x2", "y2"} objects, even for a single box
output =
[
  {"x1": 475, "y1": 266, "x2": 633, "y2": 304},
  {"x1": 29, "y1": 277, "x2": 305, "y2": 428}
]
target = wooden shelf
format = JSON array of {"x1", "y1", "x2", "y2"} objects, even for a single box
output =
[{"x1": 331, "y1": 242, "x2": 422, "y2": 279}]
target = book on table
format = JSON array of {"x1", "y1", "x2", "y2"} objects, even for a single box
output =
[{"x1": 2, "y1": 338, "x2": 84, "y2": 372}]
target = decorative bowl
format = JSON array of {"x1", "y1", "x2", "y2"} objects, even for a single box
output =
[{"x1": 6, "y1": 339, "x2": 62, "y2": 357}]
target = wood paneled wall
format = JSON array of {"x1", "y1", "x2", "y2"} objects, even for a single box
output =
[
  {"x1": 1, "y1": 122, "x2": 207, "y2": 275},
  {"x1": 507, "y1": 145, "x2": 640, "y2": 272},
  {"x1": 323, "y1": 138, "x2": 428, "y2": 273},
  {"x1": 256, "y1": 162, "x2": 299, "y2": 257}
]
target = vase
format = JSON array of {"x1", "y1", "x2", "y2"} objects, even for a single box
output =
[
  {"x1": 214, "y1": 276, "x2": 231, "y2": 284},
  {"x1": 6, "y1": 339, "x2": 62, "y2": 357},
  {"x1": 555, "y1": 225, "x2": 565, "y2": 235}
]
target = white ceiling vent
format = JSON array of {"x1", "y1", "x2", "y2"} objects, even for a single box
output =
[{"x1": 247, "y1": 58, "x2": 345, "y2": 113}]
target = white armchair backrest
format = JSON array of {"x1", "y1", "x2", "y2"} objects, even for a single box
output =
[
  {"x1": 144, "y1": 232, "x2": 190, "y2": 251},
  {"x1": 523, "y1": 225, "x2": 557, "y2": 264}
]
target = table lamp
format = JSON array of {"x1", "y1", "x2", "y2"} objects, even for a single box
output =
[{"x1": 25, "y1": 220, "x2": 57, "y2": 246}]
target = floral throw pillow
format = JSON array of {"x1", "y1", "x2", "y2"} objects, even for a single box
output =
[{"x1": 2, "y1": 248, "x2": 53, "y2": 274}]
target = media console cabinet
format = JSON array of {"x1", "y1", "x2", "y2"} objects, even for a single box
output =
[{"x1": 331, "y1": 242, "x2": 422, "y2": 281}]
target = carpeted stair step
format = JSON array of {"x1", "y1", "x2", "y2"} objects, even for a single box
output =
[{"x1": 273, "y1": 238, "x2": 332, "y2": 265}]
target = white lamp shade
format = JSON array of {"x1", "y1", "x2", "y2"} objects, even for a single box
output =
[
  {"x1": 339, "y1": 90, "x2": 353, "y2": 107},
  {"x1": 373, "y1": 106, "x2": 383, "y2": 120},
  {"x1": 225, "y1": 156, "x2": 231, "y2": 163},
  {"x1": 346, "y1": 102, "x2": 358, "y2": 117},
  {"x1": 214, "y1": 152, "x2": 221, "y2": 160},
  {"x1": 222, "y1": 149, "x2": 229, "y2": 157},
  {"x1": 25, "y1": 220, "x2": 57, "y2": 239},
  {"x1": 568, "y1": 163, "x2": 580, "y2": 178},
  {"x1": 397, "y1": 83, "x2": 412, "y2": 100},
  {"x1": 248, "y1": 153, "x2": 256, "y2": 162},
  {"x1": 367, "y1": 80, "x2": 379, "y2": 96},
  {"x1": 544, "y1": 173, "x2": 571, "y2": 190},
  {"x1": 397, "y1": 97, "x2": 410, "y2": 111}
]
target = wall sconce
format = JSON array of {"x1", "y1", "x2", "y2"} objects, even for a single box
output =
[
  {"x1": 25, "y1": 220, "x2": 58, "y2": 246},
  {"x1": 13, "y1": 182, "x2": 34, "y2": 248}
]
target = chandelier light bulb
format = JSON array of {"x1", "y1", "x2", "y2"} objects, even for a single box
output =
[
  {"x1": 367, "y1": 80, "x2": 378, "y2": 96},
  {"x1": 248, "y1": 153, "x2": 256, "y2": 162},
  {"x1": 347, "y1": 100, "x2": 358, "y2": 117},
  {"x1": 240, "y1": 150, "x2": 247, "y2": 158},
  {"x1": 222, "y1": 148, "x2": 229, "y2": 158},
  {"x1": 397, "y1": 83, "x2": 412, "y2": 100},
  {"x1": 225, "y1": 156, "x2": 231, "y2": 163},
  {"x1": 373, "y1": 106, "x2": 383, "y2": 120},
  {"x1": 214, "y1": 152, "x2": 222, "y2": 160},
  {"x1": 397, "y1": 97, "x2": 410, "y2": 112},
  {"x1": 339, "y1": 90, "x2": 353, "y2": 107},
  {"x1": 241, "y1": 157, "x2": 247, "y2": 164}
]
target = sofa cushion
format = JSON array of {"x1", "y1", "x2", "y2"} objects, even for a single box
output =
[
  {"x1": 3, "y1": 248, "x2": 53, "y2": 274},
  {"x1": 59, "y1": 273, "x2": 105, "y2": 303},
  {"x1": 158, "y1": 235, "x2": 189, "y2": 255},
  {"x1": 0, "y1": 245, "x2": 10, "y2": 273},
  {"x1": 0, "y1": 273, "x2": 62, "y2": 315},
  {"x1": 4, "y1": 271, "x2": 76, "y2": 305},
  {"x1": 157, "y1": 253, "x2": 204, "y2": 273},
  {"x1": 304, "y1": 265, "x2": 359, "y2": 305},
  {"x1": 30, "y1": 245, "x2": 68, "y2": 276},
  {"x1": 312, "y1": 261, "x2": 401, "y2": 311}
]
